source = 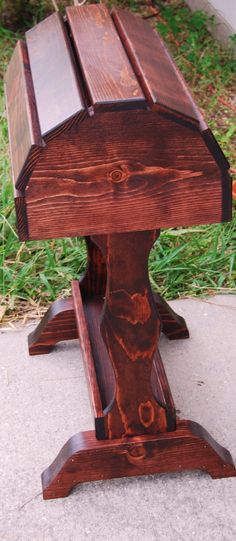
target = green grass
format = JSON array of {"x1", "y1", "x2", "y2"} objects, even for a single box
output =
[{"x1": 0, "y1": 1, "x2": 236, "y2": 323}]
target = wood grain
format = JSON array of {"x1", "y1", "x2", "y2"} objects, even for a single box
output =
[
  {"x1": 42, "y1": 420, "x2": 236, "y2": 499},
  {"x1": 28, "y1": 298, "x2": 77, "y2": 355},
  {"x1": 80, "y1": 237, "x2": 107, "y2": 298},
  {"x1": 153, "y1": 293, "x2": 189, "y2": 340},
  {"x1": 4, "y1": 40, "x2": 43, "y2": 190},
  {"x1": 27, "y1": 287, "x2": 189, "y2": 358},
  {"x1": 82, "y1": 295, "x2": 177, "y2": 432},
  {"x1": 26, "y1": 12, "x2": 85, "y2": 137},
  {"x1": 66, "y1": 4, "x2": 145, "y2": 111},
  {"x1": 112, "y1": 8, "x2": 199, "y2": 123},
  {"x1": 92, "y1": 231, "x2": 173, "y2": 438},
  {"x1": 72, "y1": 281, "x2": 104, "y2": 426},
  {"x1": 14, "y1": 191, "x2": 29, "y2": 241},
  {"x1": 25, "y1": 110, "x2": 226, "y2": 240}
]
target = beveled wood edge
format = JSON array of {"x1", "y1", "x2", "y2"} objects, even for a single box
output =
[
  {"x1": 4, "y1": 40, "x2": 44, "y2": 191},
  {"x1": 66, "y1": 4, "x2": 146, "y2": 113},
  {"x1": 112, "y1": 8, "x2": 199, "y2": 128},
  {"x1": 5, "y1": 26, "x2": 89, "y2": 190},
  {"x1": 33, "y1": 11, "x2": 89, "y2": 140},
  {"x1": 92, "y1": 99, "x2": 147, "y2": 113},
  {"x1": 201, "y1": 128, "x2": 230, "y2": 171},
  {"x1": 28, "y1": 297, "x2": 77, "y2": 355},
  {"x1": 153, "y1": 292, "x2": 190, "y2": 340},
  {"x1": 14, "y1": 190, "x2": 29, "y2": 241},
  {"x1": 11, "y1": 108, "x2": 88, "y2": 191},
  {"x1": 25, "y1": 12, "x2": 87, "y2": 134},
  {"x1": 152, "y1": 349, "x2": 176, "y2": 431},
  {"x1": 71, "y1": 280, "x2": 104, "y2": 422},
  {"x1": 221, "y1": 169, "x2": 232, "y2": 223},
  {"x1": 41, "y1": 419, "x2": 236, "y2": 499},
  {"x1": 43, "y1": 109, "x2": 88, "y2": 142},
  {"x1": 111, "y1": 5, "x2": 231, "y2": 178},
  {"x1": 13, "y1": 144, "x2": 43, "y2": 192}
]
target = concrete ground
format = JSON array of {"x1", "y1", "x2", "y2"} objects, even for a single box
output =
[
  {"x1": 0, "y1": 295, "x2": 236, "y2": 541},
  {"x1": 186, "y1": 0, "x2": 236, "y2": 45}
]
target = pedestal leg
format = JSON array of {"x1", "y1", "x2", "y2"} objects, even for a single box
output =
[
  {"x1": 37, "y1": 231, "x2": 236, "y2": 500},
  {"x1": 92, "y1": 230, "x2": 175, "y2": 438}
]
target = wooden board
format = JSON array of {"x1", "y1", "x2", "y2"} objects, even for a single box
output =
[
  {"x1": 25, "y1": 110, "x2": 230, "y2": 240},
  {"x1": 4, "y1": 40, "x2": 43, "y2": 190},
  {"x1": 71, "y1": 281, "x2": 104, "y2": 427},
  {"x1": 26, "y1": 12, "x2": 85, "y2": 137},
  {"x1": 112, "y1": 8, "x2": 200, "y2": 123},
  {"x1": 66, "y1": 4, "x2": 145, "y2": 111},
  {"x1": 42, "y1": 420, "x2": 236, "y2": 499}
]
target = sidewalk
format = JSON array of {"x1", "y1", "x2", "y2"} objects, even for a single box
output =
[{"x1": 0, "y1": 295, "x2": 236, "y2": 541}]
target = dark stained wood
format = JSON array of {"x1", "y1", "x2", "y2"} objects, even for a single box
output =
[
  {"x1": 4, "y1": 40, "x2": 43, "y2": 190},
  {"x1": 26, "y1": 12, "x2": 85, "y2": 137},
  {"x1": 202, "y1": 128, "x2": 230, "y2": 171},
  {"x1": 27, "y1": 288, "x2": 189, "y2": 357},
  {"x1": 66, "y1": 4, "x2": 145, "y2": 111},
  {"x1": 80, "y1": 291, "x2": 176, "y2": 438},
  {"x1": 82, "y1": 295, "x2": 115, "y2": 417},
  {"x1": 221, "y1": 170, "x2": 232, "y2": 223},
  {"x1": 14, "y1": 190, "x2": 29, "y2": 241},
  {"x1": 112, "y1": 8, "x2": 199, "y2": 123},
  {"x1": 28, "y1": 298, "x2": 77, "y2": 355},
  {"x1": 151, "y1": 349, "x2": 176, "y2": 430},
  {"x1": 71, "y1": 281, "x2": 104, "y2": 426},
  {"x1": 80, "y1": 237, "x2": 107, "y2": 298},
  {"x1": 5, "y1": 4, "x2": 234, "y2": 500},
  {"x1": 92, "y1": 231, "x2": 174, "y2": 438},
  {"x1": 42, "y1": 420, "x2": 236, "y2": 499},
  {"x1": 153, "y1": 293, "x2": 189, "y2": 340},
  {"x1": 25, "y1": 110, "x2": 228, "y2": 240}
]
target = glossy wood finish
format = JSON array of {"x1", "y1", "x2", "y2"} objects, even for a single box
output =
[
  {"x1": 66, "y1": 4, "x2": 145, "y2": 111},
  {"x1": 72, "y1": 280, "x2": 104, "y2": 428},
  {"x1": 14, "y1": 190, "x2": 29, "y2": 241},
  {"x1": 112, "y1": 8, "x2": 198, "y2": 123},
  {"x1": 28, "y1": 298, "x2": 77, "y2": 355},
  {"x1": 71, "y1": 281, "x2": 176, "y2": 439},
  {"x1": 153, "y1": 293, "x2": 189, "y2": 340},
  {"x1": 42, "y1": 420, "x2": 236, "y2": 499},
  {"x1": 91, "y1": 231, "x2": 173, "y2": 438},
  {"x1": 4, "y1": 40, "x2": 43, "y2": 190},
  {"x1": 80, "y1": 237, "x2": 107, "y2": 298},
  {"x1": 28, "y1": 291, "x2": 189, "y2": 356},
  {"x1": 26, "y1": 12, "x2": 85, "y2": 137},
  {"x1": 6, "y1": 4, "x2": 234, "y2": 500},
  {"x1": 5, "y1": 4, "x2": 231, "y2": 232},
  {"x1": 26, "y1": 110, "x2": 228, "y2": 241},
  {"x1": 27, "y1": 236, "x2": 189, "y2": 356}
]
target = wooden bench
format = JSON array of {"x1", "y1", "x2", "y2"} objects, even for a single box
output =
[{"x1": 5, "y1": 3, "x2": 235, "y2": 499}]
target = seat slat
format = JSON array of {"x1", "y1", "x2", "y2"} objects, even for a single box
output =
[
  {"x1": 112, "y1": 8, "x2": 199, "y2": 123},
  {"x1": 66, "y1": 4, "x2": 146, "y2": 111},
  {"x1": 26, "y1": 12, "x2": 85, "y2": 137},
  {"x1": 4, "y1": 40, "x2": 43, "y2": 190}
]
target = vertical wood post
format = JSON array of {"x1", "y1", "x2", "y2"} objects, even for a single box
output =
[{"x1": 92, "y1": 230, "x2": 170, "y2": 439}]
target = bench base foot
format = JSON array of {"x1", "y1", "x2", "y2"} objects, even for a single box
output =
[
  {"x1": 28, "y1": 298, "x2": 77, "y2": 355},
  {"x1": 28, "y1": 288, "x2": 189, "y2": 356},
  {"x1": 42, "y1": 419, "x2": 236, "y2": 499}
]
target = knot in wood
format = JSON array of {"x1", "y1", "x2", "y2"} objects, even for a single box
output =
[
  {"x1": 128, "y1": 444, "x2": 146, "y2": 461},
  {"x1": 110, "y1": 169, "x2": 124, "y2": 182}
]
